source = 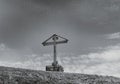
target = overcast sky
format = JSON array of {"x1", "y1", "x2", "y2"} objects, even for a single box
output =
[{"x1": 0, "y1": 0, "x2": 120, "y2": 77}]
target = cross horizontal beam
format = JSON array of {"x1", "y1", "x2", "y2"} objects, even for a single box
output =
[{"x1": 42, "y1": 40, "x2": 68, "y2": 46}]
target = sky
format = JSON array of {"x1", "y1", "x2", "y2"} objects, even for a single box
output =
[{"x1": 0, "y1": 0, "x2": 120, "y2": 77}]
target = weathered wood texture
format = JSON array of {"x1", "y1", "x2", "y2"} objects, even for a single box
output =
[{"x1": 0, "y1": 66, "x2": 120, "y2": 84}]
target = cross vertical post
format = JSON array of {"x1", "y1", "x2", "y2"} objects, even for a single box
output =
[{"x1": 53, "y1": 35, "x2": 57, "y2": 66}]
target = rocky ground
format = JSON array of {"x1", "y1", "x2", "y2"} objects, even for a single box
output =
[{"x1": 0, "y1": 66, "x2": 120, "y2": 84}]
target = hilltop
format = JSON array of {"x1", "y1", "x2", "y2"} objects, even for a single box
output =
[{"x1": 0, "y1": 66, "x2": 120, "y2": 84}]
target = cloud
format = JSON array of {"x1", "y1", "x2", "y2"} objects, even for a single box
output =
[
  {"x1": 106, "y1": 32, "x2": 120, "y2": 39},
  {"x1": 0, "y1": 43, "x2": 52, "y2": 70},
  {"x1": 64, "y1": 44, "x2": 120, "y2": 77}
]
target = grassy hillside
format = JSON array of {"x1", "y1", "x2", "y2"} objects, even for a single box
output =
[{"x1": 0, "y1": 66, "x2": 120, "y2": 84}]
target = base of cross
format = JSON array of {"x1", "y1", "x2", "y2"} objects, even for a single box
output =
[{"x1": 46, "y1": 61, "x2": 64, "y2": 72}]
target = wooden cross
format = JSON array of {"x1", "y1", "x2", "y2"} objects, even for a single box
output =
[{"x1": 42, "y1": 34, "x2": 68, "y2": 66}]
